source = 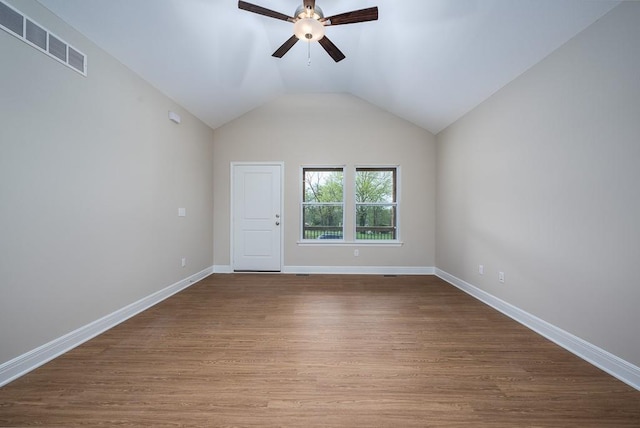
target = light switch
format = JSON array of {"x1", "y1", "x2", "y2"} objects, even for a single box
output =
[{"x1": 178, "y1": 208, "x2": 186, "y2": 217}]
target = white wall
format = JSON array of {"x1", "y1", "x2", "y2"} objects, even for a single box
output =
[
  {"x1": 436, "y1": 2, "x2": 640, "y2": 366},
  {"x1": 213, "y1": 94, "x2": 436, "y2": 271},
  {"x1": 0, "y1": 0, "x2": 214, "y2": 364}
]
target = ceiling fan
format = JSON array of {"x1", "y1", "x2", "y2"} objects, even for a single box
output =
[{"x1": 238, "y1": 0, "x2": 378, "y2": 62}]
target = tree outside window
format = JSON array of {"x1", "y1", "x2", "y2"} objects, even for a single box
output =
[
  {"x1": 355, "y1": 168, "x2": 397, "y2": 240},
  {"x1": 302, "y1": 168, "x2": 344, "y2": 239}
]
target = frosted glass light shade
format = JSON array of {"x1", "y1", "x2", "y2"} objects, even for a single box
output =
[{"x1": 294, "y1": 18, "x2": 325, "y2": 41}]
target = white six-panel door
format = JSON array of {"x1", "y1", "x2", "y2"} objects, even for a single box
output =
[{"x1": 232, "y1": 163, "x2": 282, "y2": 271}]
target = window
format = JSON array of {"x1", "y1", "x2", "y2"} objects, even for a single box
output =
[
  {"x1": 302, "y1": 168, "x2": 344, "y2": 240},
  {"x1": 300, "y1": 166, "x2": 399, "y2": 243},
  {"x1": 355, "y1": 168, "x2": 397, "y2": 240}
]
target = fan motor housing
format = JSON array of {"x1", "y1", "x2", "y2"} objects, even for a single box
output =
[{"x1": 295, "y1": 4, "x2": 323, "y2": 20}]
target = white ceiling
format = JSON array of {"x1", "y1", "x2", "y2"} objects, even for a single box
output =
[{"x1": 37, "y1": 0, "x2": 620, "y2": 134}]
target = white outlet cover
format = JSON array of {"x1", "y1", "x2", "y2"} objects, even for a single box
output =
[{"x1": 178, "y1": 208, "x2": 186, "y2": 217}]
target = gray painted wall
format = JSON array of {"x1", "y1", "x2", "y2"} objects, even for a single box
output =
[
  {"x1": 213, "y1": 94, "x2": 437, "y2": 270},
  {"x1": 0, "y1": 0, "x2": 214, "y2": 363},
  {"x1": 436, "y1": 2, "x2": 640, "y2": 366}
]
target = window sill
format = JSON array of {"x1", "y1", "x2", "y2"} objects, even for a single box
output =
[{"x1": 296, "y1": 240, "x2": 404, "y2": 247}]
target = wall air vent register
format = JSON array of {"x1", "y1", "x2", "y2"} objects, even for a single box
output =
[{"x1": 0, "y1": 1, "x2": 86, "y2": 76}]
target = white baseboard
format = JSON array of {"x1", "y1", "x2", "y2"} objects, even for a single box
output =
[
  {"x1": 213, "y1": 265, "x2": 233, "y2": 273},
  {"x1": 283, "y1": 266, "x2": 434, "y2": 275},
  {"x1": 214, "y1": 265, "x2": 434, "y2": 275},
  {"x1": 435, "y1": 268, "x2": 640, "y2": 391},
  {"x1": 0, "y1": 266, "x2": 213, "y2": 388}
]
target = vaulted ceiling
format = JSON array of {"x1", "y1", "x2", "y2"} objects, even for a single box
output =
[{"x1": 37, "y1": 0, "x2": 620, "y2": 134}]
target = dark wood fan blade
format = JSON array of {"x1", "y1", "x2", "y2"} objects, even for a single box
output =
[
  {"x1": 318, "y1": 36, "x2": 346, "y2": 62},
  {"x1": 238, "y1": 1, "x2": 293, "y2": 22},
  {"x1": 323, "y1": 7, "x2": 378, "y2": 26},
  {"x1": 272, "y1": 35, "x2": 299, "y2": 58}
]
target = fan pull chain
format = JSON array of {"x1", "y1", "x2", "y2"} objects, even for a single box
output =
[{"x1": 307, "y1": 41, "x2": 311, "y2": 66}]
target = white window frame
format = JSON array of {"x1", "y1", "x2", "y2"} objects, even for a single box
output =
[
  {"x1": 354, "y1": 166, "x2": 400, "y2": 243},
  {"x1": 300, "y1": 166, "x2": 345, "y2": 242}
]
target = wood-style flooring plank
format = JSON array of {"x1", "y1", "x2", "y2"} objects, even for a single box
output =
[{"x1": 0, "y1": 274, "x2": 638, "y2": 427}]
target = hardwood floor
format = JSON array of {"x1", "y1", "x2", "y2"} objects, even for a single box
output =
[{"x1": 1, "y1": 274, "x2": 638, "y2": 427}]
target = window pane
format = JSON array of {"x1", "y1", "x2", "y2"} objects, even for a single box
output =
[
  {"x1": 355, "y1": 205, "x2": 396, "y2": 240},
  {"x1": 356, "y1": 168, "x2": 397, "y2": 241},
  {"x1": 303, "y1": 205, "x2": 343, "y2": 239},
  {"x1": 304, "y1": 169, "x2": 343, "y2": 203},
  {"x1": 355, "y1": 169, "x2": 395, "y2": 203}
]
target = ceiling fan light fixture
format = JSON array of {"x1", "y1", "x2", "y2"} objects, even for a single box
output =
[
  {"x1": 294, "y1": 17, "x2": 325, "y2": 41},
  {"x1": 239, "y1": 1, "x2": 378, "y2": 62}
]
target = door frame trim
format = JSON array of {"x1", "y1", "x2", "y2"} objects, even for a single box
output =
[{"x1": 230, "y1": 162, "x2": 285, "y2": 272}]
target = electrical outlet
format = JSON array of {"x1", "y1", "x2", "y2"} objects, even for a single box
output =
[
  {"x1": 182, "y1": 257, "x2": 186, "y2": 267},
  {"x1": 354, "y1": 249, "x2": 359, "y2": 257},
  {"x1": 498, "y1": 271, "x2": 505, "y2": 283},
  {"x1": 479, "y1": 264, "x2": 484, "y2": 275}
]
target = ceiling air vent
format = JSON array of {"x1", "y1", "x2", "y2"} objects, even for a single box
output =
[
  {"x1": 0, "y1": 0, "x2": 87, "y2": 76},
  {"x1": 0, "y1": 1, "x2": 23, "y2": 36},
  {"x1": 25, "y1": 19, "x2": 46, "y2": 50},
  {"x1": 48, "y1": 33, "x2": 67, "y2": 62},
  {"x1": 68, "y1": 46, "x2": 85, "y2": 73}
]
